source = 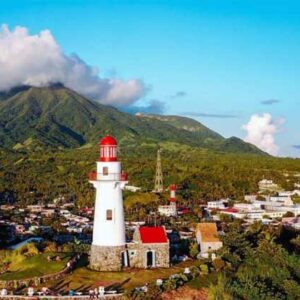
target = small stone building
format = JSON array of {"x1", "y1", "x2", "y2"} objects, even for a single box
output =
[
  {"x1": 196, "y1": 223, "x2": 223, "y2": 258},
  {"x1": 125, "y1": 226, "x2": 170, "y2": 268}
]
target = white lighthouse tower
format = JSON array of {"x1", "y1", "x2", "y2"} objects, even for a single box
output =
[{"x1": 89, "y1": 135, "x2": 128, "y2": 271}]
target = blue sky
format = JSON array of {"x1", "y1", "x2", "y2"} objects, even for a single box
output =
[{"x1": 0, "y1": 0, "x2": 299, "y2": 157}]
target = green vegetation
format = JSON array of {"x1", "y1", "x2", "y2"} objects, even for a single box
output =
[
  {"x1": 0, "y1": 243, "x2": 72, "y2": 280},
  {"x1": 218, "y1": 222, "x2": 300, "y2": 300},
  {"x1": 1, "y1": 140, "x2": 300, "y2": 208},
  {"x1": 0, "y1": 253, "x2": 71, "y2": 281}
]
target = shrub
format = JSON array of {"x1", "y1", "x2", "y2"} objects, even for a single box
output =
[
  {"x1": 44, "y1": 242, "x2": 58, "y2": 253},
  {"x1": 162, "y1": 278, "x2": 177, "y2": 292},
  {"x1": 212, "y1": 257, "x2": 225, "y2": 271},
  {"x1": 200, "y1": 264, "x2": 209, "y2": 274},
  {"x1": 18, "y1": 243, "x2": 39, "y2": 257}
]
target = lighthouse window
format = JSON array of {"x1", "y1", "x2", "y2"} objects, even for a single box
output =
[
  {"x1": 106, "y1": 209, "x2": 113, "y2": 221},
  {"x1": 103, "y1": 167, "x2": 108, "y2": 175}
]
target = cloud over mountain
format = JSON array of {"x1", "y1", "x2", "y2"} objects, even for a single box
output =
[
  {"x1": 242, "y1": 113, "x2": 284, "y2": 155},
  {"x1": 0, "y1": 25, "x2": 145, "y2": 106},
  {"x1": 123, "y1": 99, "x2": 166, "y2": 114}
]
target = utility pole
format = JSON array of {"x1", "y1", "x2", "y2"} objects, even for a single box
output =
[{"x1": 153, "y1": 149, "x2": 163, "y2": 193}]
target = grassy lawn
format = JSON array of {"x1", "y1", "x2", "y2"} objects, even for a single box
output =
[
  {"x1": 47, "y1": 258, "x2": 198, "y2": 293},
  {"x1": 0, "y1": 253, "x2": 73, "y2": 281}
]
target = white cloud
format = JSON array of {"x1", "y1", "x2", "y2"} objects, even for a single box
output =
[
  {"x1": 0, "y1": 25, "x2": 145, "y2": 106},
  {"x1": 242, "y1": 113, "x2": 284, "y2": 155}
]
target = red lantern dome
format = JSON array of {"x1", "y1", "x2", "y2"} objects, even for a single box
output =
[
  {"x1": 99, "y1": 135, "x2": 117, "y2": 146},
  {"x1": 99, "y1": 135, "x2": 118, "y2": 162}
]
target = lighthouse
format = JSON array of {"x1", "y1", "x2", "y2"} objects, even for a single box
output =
[
  {"x1": 89, "y1": 135, "x2": 128, "y2": 271},
  {"x1": 157, "y1": 184, "x2": 177, "y2": 217},
  {"x1": 169, "y1": 184, "x2": 177, "y2": 216}
]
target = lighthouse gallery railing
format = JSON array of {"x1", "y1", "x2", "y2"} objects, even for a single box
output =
[{"x1": 88, "y1": 171, "x2": 128, "y2": 181}]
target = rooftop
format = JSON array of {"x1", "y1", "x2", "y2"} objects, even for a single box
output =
[
  {"x1": 139, "y1": 226, "x2": 168, "y2": 244},
  {"x1": 196, "y1": 223, "x2": 220, "y2": 243}
]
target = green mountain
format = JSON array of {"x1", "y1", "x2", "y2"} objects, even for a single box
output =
[
  {"x1": 135, "y1": 113, "x2": 223, "y2": 144},
  {"x1": 0, "y1": 84, "x2": 265, "y2": 155}
]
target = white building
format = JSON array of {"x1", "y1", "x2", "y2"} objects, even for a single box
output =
[
  {"x1": 207, "y1": 200, "x2": 227, "y2": 210},
  {"x1": 234, "y1": 203, "x2": 260, "y2": 211},
  {"x1": 270, "y1": 196, "x2": 293, "y2": 205},
  {"x1": 196, "y1": 223, "x2": 223, "y2": 258},
  {"x1": 279, "y1": 190, "x2": 300, "y2": 197},
  {"x1": 60, "y1": 209, "x2": 71, "y2": 218},
  {"x1": 244, "y1": 195, "x2": 258, "y2": 202},
  {"x1": 258, "y1": 179, "x2": 279, "y2": 191}
]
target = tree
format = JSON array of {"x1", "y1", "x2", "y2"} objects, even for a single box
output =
[
  {"x1": 208, "y1": 275, "x2": 232, "y2": 300},
  {"x1": 189, "y1": 241, "x2": 199, "y2": 258},
  {"x1": 212, "y1": 257, "x2": 225, "y2": 271},
  {"x1": 283, "y1": 211, "x2": 295, "y2": 218}
]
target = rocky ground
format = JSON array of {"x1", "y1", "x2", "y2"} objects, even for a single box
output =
[{"x1": 160, "y1": 286, "x2": 208, "y2": 300}]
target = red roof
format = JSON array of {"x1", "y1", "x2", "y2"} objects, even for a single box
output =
[
  {"x1": 139, "y1": 226, "x2": 168, "y2": 243},
  {"x1": 220, "y1": 208, "x2": 239, "y2": 213},
  {"x1": 99, "y1": 135, "x2": 117, "y2": 146}
]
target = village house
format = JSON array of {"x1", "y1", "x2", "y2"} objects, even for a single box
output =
[
  {"x1": 207, "y1": 199, "x2": 228, "y2": 210},
  {"x1": 196, "y1": 223, "x2": 223, "y2": 259},
  {"x1": 126, "y1": 226, "x2": 170, "y2": 268},
  {"x1": 282, "y1": 217, "x2": 300, "y2": 230},
  {"x1": 27, "y1": 205, "x2": 43, "y2": 213},
  {"x1": 244, "y1": 195, "x2": 258, "y2": 202},
  {"x1": 41, "y1": 208, "x2": 56, "y2": 218},
  {"x1": 258, "y1": 179, "x2": 279, "y2": 191},
  {"x1": 0, "y1": 205, "x2": 15, "y2": 211}
]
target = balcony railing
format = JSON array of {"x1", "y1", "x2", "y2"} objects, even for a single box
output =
[{"x1": 88, "y1": 171, "x2": 128, "y2": 181}]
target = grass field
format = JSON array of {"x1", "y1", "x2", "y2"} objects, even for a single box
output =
[
  {"x1": 0, "y1": 253, "x2": 73, "y2": 281},
  {"x1": 47, "y1": 257, "x2": 198, "y2": 293}
]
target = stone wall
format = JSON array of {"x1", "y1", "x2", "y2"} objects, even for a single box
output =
[
  {"x1": 127, "y1": 242, "x2": 169, "y2": 268},
  {"x1": 89, "y1": 245, "x2": 126, "y2": 271}
]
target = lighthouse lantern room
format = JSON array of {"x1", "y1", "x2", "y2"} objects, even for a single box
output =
[{"x1": 89, "y1": 135, "x2": 128, "y2": 271}]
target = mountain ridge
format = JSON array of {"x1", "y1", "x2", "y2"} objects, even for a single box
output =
[{"x1": 0, "y1": 85, "x2": 266, "y2": 155}]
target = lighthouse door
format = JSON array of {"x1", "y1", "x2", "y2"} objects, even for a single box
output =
[
  {"x1": 121, "y1": 251, "x2": 129, "y2": 267},
  {"x1": 146, "y1": 250, "x2": 155, "y2": 267}
]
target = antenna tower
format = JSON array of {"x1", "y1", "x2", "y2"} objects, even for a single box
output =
[{"x1": 153, "y1": 149, "x2": 163, "y2": 193}]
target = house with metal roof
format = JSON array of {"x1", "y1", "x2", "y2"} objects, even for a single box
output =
[{"x1": 196, "y1": 223, "x2": 223, "y2": 259}]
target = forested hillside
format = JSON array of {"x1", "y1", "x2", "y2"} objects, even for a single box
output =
[{"x1": 1, "y1": 142, "x2": 299, "y2": 207}]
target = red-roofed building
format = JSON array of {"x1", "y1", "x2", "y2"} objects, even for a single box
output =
[
  {"x1": 220, "y1": 208, "x2": 239, "y2": 213},
  {"x1": 126, "y1": 226, "x2": 170, "y2": 268}
]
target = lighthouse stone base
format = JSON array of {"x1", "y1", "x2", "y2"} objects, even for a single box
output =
[{"x1": 89, "y1": 245, "x2": 126, "y2": 271}]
